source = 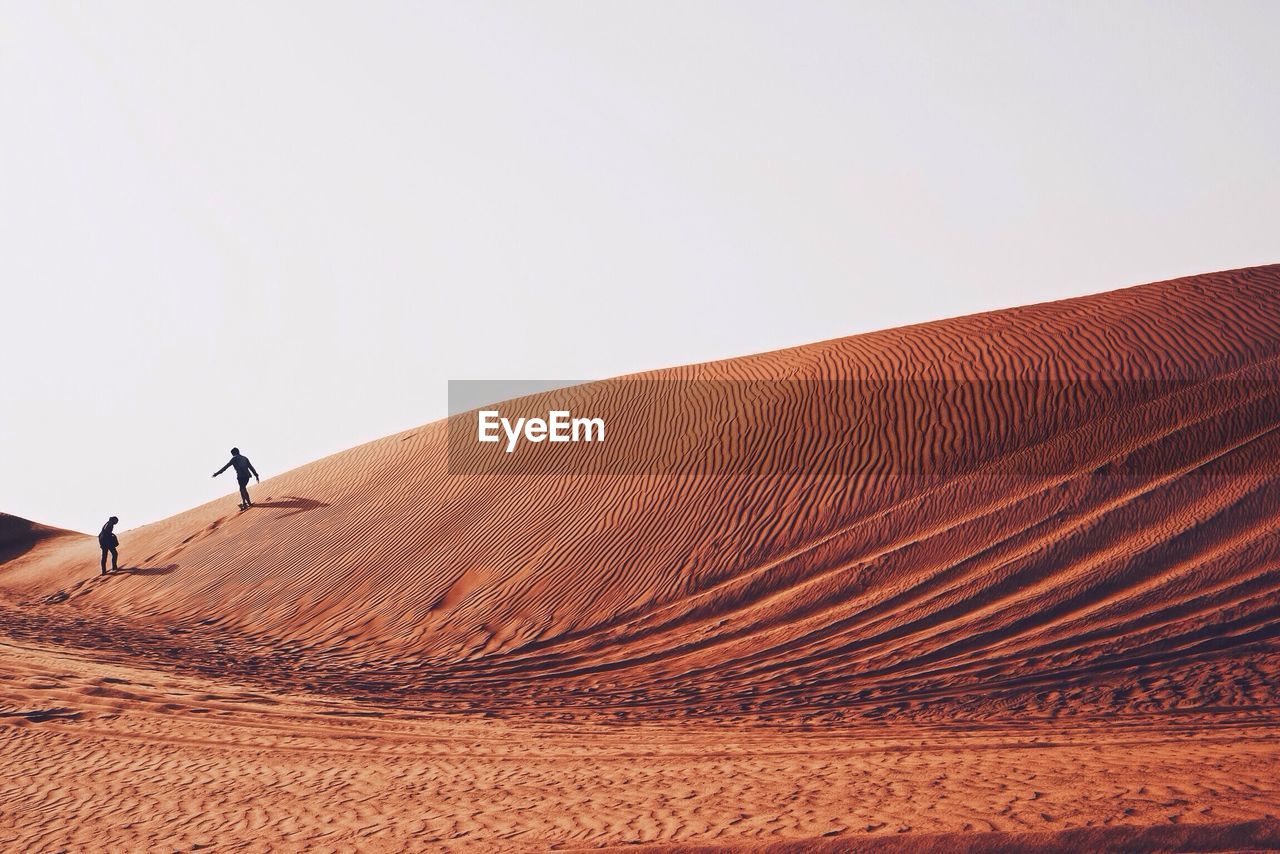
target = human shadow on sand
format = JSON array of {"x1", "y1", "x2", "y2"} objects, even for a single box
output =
[
  {"x1": 108, "y1": 564, "x2": 179, "y2": 577},
  {"x1": 250, "y1": 496, "x2": 329, "y2": 518}
]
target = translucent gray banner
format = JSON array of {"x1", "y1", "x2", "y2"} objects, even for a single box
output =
[{"x1": 446, "y1": 377, "x2": 1280, "y2": 477}]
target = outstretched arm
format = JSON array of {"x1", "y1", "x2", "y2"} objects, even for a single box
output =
[{"x1": 212, "y1": 459, "x2": 231, "y2": 477}]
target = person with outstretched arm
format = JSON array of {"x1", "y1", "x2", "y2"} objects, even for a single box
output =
[
  {"x1": 99, "y1": 516, "x2": 119, "y2": 575},
  {"x1": 213, "y1": 447, "x2": 260, "y2": 510}
]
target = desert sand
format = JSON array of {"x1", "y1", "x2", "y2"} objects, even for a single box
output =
[{"x1": 3, "y1": 265, "x2": 1280, "y2": 851}]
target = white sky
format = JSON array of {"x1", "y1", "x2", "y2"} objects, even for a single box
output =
[{"x1": 2, "y1": 1, "x2": 1277, "y2": 534}]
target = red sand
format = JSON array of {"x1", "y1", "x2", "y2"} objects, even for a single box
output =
[{"x1": 3, "y1": 265, "x2": 1279, "y2": 851}]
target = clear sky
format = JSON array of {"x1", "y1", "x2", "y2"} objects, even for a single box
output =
[{"x1": 2, "y1": 1, "x2": 1277, "y2": 534}]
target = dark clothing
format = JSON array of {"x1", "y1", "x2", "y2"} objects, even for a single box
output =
[
  {"x1": 98, "y1": 522, "x2": 118, "y2": 549},
  {"x1": 99, "y1": 521, "x2": 118, "y2": 573},
  {"x1": 214, "y1": 453, "x2": 259, "y2": 506},
  {"x1": 215, "y1": 454, "x2": 259, "y2": 482}
]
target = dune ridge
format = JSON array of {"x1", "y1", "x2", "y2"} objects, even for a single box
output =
[
  {"x1": 6, "y1": 265, "x2": 1280, "y2": 718},
  {"x1": 3, "y1": 265, "x2": 1280, "y2": 850},
  {"x1": 0, "y1": 513, "x2": 81, "y2": 565}
]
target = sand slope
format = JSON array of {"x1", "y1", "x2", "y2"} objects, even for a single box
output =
[
  {"x1": 3, "y1": 630, "x2": 1277, "y2": 851},
  {"x1": 0, "y1": 513, "x2": 80, "y2": 565},
  {"x1": 3, "y1": 264, "x2": 1280, "y2": 850},
  {"x1": 6, "y1": 265, "x2": 1280, "y2": 718}
]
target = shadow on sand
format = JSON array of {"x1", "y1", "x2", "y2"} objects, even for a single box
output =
[
  {"x1": 251, "y1": 496, "x2": 329, "y2": 518},
  {"x1": 108, "y1": 564, "x2": 178, "y2": 577}
]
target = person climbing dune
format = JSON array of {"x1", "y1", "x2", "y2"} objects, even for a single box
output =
[
  {"x1": 213, "y1": 447, "x2": 260, "y2": 510},
  {"x1": 99, "y1": 516, "x2": 119, "y2": 575}
]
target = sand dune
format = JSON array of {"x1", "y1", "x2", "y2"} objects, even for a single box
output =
[
  {"x1": 3, "y1": 264, "x2": 1280, "y2": 850},
  {"x1": 0, "y1": 513, "x2": 78, "y2": 565}
]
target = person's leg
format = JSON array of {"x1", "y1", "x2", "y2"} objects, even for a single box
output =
[
  {"x1": 109, "y1": 546, "x2": 118, "y2": 571},
  {"x1": 239, "y1": 478, "x2": 251, "y2": 506},
  {"x1": 101, "y1": 547, "x2": 108, "y2": 574}
]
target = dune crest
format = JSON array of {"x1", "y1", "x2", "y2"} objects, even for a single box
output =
[
  {"x1": 0, "y1": 513, "x2": 81, "y2": 565},
  {"x1": 4, "y1": 266, "x2": 1280, "y2": 850},
  {"x1": 4, "y1": 265, "x2": 1280, "y2": 720}
]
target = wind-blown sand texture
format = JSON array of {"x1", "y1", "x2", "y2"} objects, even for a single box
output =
[{"x1": 3, "y1": 265, "x2": 1280, "y2": 851}]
